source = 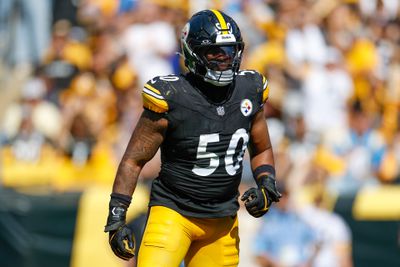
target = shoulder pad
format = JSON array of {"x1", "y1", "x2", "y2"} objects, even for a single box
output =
[
  {"x1": 142, "y1": 76, "x2": 172, "y2": 113},
  {"x1": 237, "y1": 70, "x2": 269, "y2": 104}
]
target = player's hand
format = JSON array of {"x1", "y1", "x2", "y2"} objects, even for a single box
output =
[
  {"x1": 240, "y1": 174, "x2": 281, "y2": 218},
  {"x1": 108, "y1": 225, "x2": 135, "y2": 260},
  {"x1": 104, "y1": 197, "x2": 135, "y2": 260}
]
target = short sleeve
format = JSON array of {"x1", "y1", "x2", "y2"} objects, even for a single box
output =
[
  {"x1": 261, "y1": 74, "x2": 269, "y2": 104},
  {"x1": 142, "y1": 79, "x2": 169, "y2": 113}
]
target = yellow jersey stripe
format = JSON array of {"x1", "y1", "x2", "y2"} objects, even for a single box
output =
[
  {"x1": 262, "y1": 76, "x2": 269, "y2": 102},
  {"x1": 262, "y1": 84, "x2": 269, "y2": 102},
  {"x1": 262, "y1": 75, "x2": 267, "y2": 88},
  {"x1": 210, "y1": 9, "x2": 228, "y2": 34},
  {"x1": 142, "y1": 92, "x2": 169, "y2": 113},
  {"x1": 143, "y1": 87, "x2": 164, "y2": 100},
  {"x1": 144, "y1": 83, "x2": 162, "y2": 96}
]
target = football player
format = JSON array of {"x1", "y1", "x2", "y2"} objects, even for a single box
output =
[{"x1": 104, "y1": 9, "x2": 281, "y2": 267}]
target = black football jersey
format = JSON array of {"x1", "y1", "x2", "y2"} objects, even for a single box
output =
[{"x1": 141, "y1": 70, "x2": 270, "y2": 218}]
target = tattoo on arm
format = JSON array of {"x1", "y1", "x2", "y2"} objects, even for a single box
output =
[{"x1": 113, "y1": 110, "x2": 167, "y2": 196}]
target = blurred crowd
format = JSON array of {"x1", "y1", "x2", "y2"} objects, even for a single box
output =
[{"x1": 0, "y1": 0, "x2": 399, "y2": 266}]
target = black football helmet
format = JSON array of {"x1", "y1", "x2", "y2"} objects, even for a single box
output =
[{"x1": 181, "y1": 9, "x2": 245, "y2": 86}]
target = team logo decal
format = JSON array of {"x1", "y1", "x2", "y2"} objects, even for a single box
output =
[
  {"x1": 240, "y1": 99, "x2": 253, "y2": 116},
  {"x1": 181, "y1": 23, "x2": 190, "y2": 41}
]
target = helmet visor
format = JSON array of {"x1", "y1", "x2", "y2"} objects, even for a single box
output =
[{"x1": 198, "y1": 45, "x2": 240, "y2": 71}]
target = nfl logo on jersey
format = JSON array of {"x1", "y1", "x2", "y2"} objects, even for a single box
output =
[
  {"x1": 240, "y1": 99, "x2": 253, "y2": 116},
  {"x1": 216, "y1": 106, "x2": 225, "y2": 116}
]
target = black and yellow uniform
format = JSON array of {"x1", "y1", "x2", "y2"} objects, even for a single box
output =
[
  {"x1": 139, "y1": 71, "x2": 269, "y2": 267},
  {"x1": 143, "y1": 71, "x2": 269, "y2": 218},
  {"x1": 105, "y1": 9, "x2": 278, "y2": 267}
]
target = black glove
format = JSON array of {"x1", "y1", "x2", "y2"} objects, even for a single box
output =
[
  {"x1": 241, "y1": 174, "x2": 282, "y2": 218},
  {"x1": 104, "y1": 195, "x2": 135, "y2": 260}
]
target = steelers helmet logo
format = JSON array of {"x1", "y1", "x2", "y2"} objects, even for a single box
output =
[
  {"x1": 240, "y1": 99, "x2": 253, "y2": 116},
  {"x1": 181, "y1": 23, "x2": 190, "y2": 41}
]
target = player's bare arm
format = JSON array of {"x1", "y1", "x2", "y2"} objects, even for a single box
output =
[
  {"x1": 104, "y1": 109, "x2": 167, "y2": 261},
  {"x1": 248, "y1": 109, "x2": 275, "y2": 173},
  {"x1": 113, "y1": 109, "x2": 168, "y2": 196},
  {"x1": 241, "y1": 109, "x2": 281, "y2": 217}
]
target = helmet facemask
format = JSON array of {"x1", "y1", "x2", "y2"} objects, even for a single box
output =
[
  {"x1": 196, "y1": 45, "x2": 243, "y2": 86},
  {"x1": 182, "y1": 41, "x2": 244, "y2": 87}
]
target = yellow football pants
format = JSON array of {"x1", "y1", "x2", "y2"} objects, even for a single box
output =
[{"x1": 137, "y1": 205, "x2": 239, "y2": 267}]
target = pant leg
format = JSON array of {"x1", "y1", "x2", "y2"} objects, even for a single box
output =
[
  {"x1": 137, "y1": 206, "x2": 192, "y2": 267},
  {"x1": 185, "y1": 215, "x2": 240, "y2": 267}
]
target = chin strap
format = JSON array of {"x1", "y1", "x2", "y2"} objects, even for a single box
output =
[{"x1": 204, "y1": 68, "x2": 234, "y2": 86}]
